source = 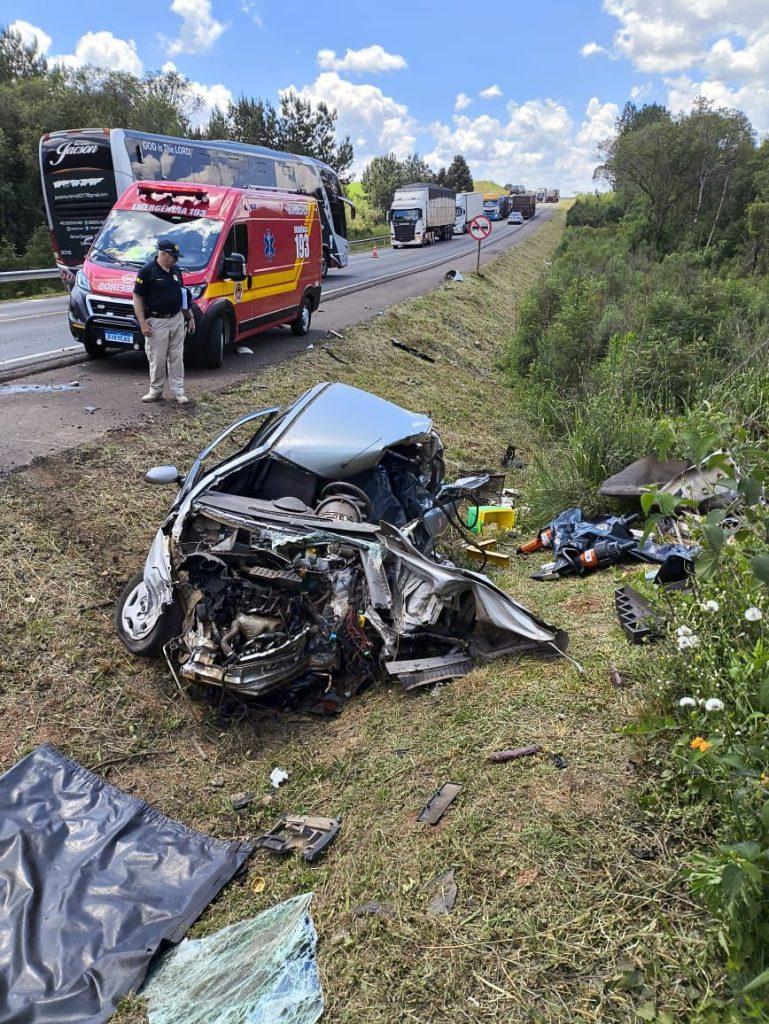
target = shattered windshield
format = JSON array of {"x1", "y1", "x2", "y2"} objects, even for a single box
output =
[{"x1": 90, "y1": 210, "x2": 223, "y2": 271}]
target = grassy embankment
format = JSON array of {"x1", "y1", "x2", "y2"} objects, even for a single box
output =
[{"x1": 0, "y1": 206, "x2": 724, "y2": 1022}]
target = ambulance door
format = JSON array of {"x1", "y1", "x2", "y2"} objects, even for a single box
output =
[
  {"x1": 221, "y1": 221, "x2": 252, "y2": 338},
  {"x1": 249, "y1": 203, "x2": 300, "y2": 328}
]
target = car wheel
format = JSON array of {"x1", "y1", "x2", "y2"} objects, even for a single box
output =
[
  {"x1": 115, "y1": 570, "x2": 183, "y2": 657},
  {"x1": 290, "y1": 298, "x2": 312, "y2": 336},
  {"x1": 203, "y1": 314, "x2": 229, "y2": 369}
]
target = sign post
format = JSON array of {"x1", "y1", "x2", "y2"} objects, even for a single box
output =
[{"x1": 468, "y1": 215, "x2": 492, "y2": 274}]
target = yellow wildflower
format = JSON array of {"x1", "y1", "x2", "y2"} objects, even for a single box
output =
[{"x1": 690, "y1": 736, "x2": 711, "y2": 752}]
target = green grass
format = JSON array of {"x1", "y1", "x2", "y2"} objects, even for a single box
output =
[
  {"x1": 473, "y1": 179, "x2": 507, "y2": 196},
  {"x1": 0, "y1": 208, "x2": 728, "y2": 1021}
]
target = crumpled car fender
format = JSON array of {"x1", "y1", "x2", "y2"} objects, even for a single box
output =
[{"x1": 143, "y1": 528, "x2": 175, "y2": 619}]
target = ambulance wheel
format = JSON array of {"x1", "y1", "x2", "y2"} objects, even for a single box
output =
[
  {"x1": 203, "y1": 315, "x2": 229, "y2": 369},
  {"x1": 291, "y1": 299, "x2": 312, "y2": 337},
  {"x1": 83, "y1": 340, "x2": 108, "y2": 359}
]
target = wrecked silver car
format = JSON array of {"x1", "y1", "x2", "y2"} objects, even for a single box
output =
[{"x1": 116, "y1": 383, "x2": 567, "y2": 702}]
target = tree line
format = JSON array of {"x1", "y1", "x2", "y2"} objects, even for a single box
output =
[
  {"x1": 0, "y1": 26, "x2": 353, "y2": 268},
  {"x1": 595, "y1": 98, "x2": 769, "y2": 260},
  {"x1": 361, "y1": 153, "x2": 474, "y2": 219}
]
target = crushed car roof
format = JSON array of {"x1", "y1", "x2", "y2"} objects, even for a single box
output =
[{"x1": 269, "y1": 382, "x2": 433, "y2": 477}]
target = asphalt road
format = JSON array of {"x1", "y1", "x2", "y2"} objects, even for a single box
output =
[
  {"x1": 0, "y1": 207, "x2": 556, "y2": 474},
  {"x1": 0, "y1": 215, "x2": 547, "y2": 370}
]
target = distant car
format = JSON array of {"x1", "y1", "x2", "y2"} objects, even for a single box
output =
[{"x1": 507, "y1": 211, "x2": 524, "y2": 225}]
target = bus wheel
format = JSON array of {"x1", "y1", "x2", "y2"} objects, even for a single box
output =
[
  {"x1": 203, "y1": 315, "x2": 229, "y2": 369},
  {"x1": 290, "y1": 298, "x2": 312, "y2": 337}
]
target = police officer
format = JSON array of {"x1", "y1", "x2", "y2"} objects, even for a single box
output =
[{"x1": 132, "y1": 239, "x2": 195, "y2": 404}]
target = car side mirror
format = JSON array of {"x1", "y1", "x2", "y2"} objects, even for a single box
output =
[
  {"x1": 145, "y1": 465, "x2": 182, "y2": 485},
  {"x1": 222, "y1": 252, "x2": 246, "y2": 281}
]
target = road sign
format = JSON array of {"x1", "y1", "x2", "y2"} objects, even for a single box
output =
[
  {"x1": 468, "y1": 215, "x2": 491, "y2": 273},
  {"x1": 468, "y1": 215, "x2": 491, "y2": 241}
]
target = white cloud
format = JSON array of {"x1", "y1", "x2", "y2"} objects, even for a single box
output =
[
  {"x1": 629, "y1": 81, "x2": 653, "y2": 100},
  {"x1": 479, "y1": 84, "x2": 502, "y2": 99},
  {"x1": 166, "y1": 0, "x2": 228, "y2": 56},
  {"x1": 603, "y1": 0, "x2": 769, "y2": 76},
  {"x1": 239, "y1": 0, "x2": 263, "y2": 26},
  {"x1": 8, "y1": 19, "x2": 51, "y2": 55},
  {"x1": 283, "y1": 72, "x2": 418, "y2": 171},
  {"x1": 54, "y1": 31, "x2": 143, "y2": 76},
  {"x1": 581, "y1": 41, "x2": 606, "y2": 57},
  {"x1": 161, "y1": 60, "x2": 232, "y2": 126},
  {"x1": 316, "y1": 44, "x2": 407, "y2": 74},
  {"x1": 425, "y1": 95, "x2": 617, "y2": 195},
  {"x1": 665, "y1": 74, "x2": 769, "y2": 135},
  {"x1": 455, "y1": 92, "x2": 472, "y2": 111}
]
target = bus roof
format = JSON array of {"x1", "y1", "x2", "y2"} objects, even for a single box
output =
[{"x1": 40, "y1": 128, "x2": 342, "y2": 179}]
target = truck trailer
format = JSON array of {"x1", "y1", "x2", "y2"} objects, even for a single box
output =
[
  {"x1": 454, "y1": 191, "x2": 483, "y2": 234},
  {"x1": 389, "y1": 183, "x2": 456, "y2": 247},
  {"x1": 511, "y1": 192, "x2": 537, "y2": 220},
  {"x1": 545, "y1": 189, "x2": 560, "y2": 203}
]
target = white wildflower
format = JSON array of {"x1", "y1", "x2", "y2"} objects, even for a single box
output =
[
  {"x1": 705, "y1": 697, "x2": 724, "y2": 712},
  {"x1": 678, "y1": 634, "x2": 699, "y2": 650},
  {"x1": 703, "y1": 600, "x2": 719, "y2": 612},
  {"x1": 676, "y1": 625, "x2": 693, "y2": 637},
  {"x1": 745, "y1": 607, "x2": 763, "y2": 622},
  {"x1": 678, "y1": 697, "x2": 696, "y2": 708}
]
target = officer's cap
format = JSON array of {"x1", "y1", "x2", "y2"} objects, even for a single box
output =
[{"x1": 157, "y1": 239, "x2": 182, "y2": 258}]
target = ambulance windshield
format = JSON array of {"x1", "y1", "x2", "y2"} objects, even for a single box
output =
[{"x1": 90, "y1": 209, "x2": 223, "y2": 271}]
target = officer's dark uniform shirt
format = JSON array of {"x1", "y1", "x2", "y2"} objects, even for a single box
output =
[{"x1": 133, "y1": 258, "x2": 184, "y2": 315}]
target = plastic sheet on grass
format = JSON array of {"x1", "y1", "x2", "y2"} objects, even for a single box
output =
[
  {"x1": 0, "y1": 744, "x2": 252, "y2": 1024},
  {"x1": 143, "y1": 893, "x2": 324, "y2": 1024}
]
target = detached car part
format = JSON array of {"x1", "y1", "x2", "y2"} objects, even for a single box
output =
[
  {"x1": 255, "y1": 815, "x2": 341, "y2": 862},
  {"x1": 116, "y1": 383, "x2": 568, "y2": 705}
]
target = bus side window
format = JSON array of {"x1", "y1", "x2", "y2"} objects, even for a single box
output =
[{"x1": 191, "y1": 149, "x2": 221, "y2": 185}]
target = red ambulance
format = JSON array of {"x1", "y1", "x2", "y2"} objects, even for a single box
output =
[{"x1": 68, "y1": 181, "x2": 322, "y2": 367}]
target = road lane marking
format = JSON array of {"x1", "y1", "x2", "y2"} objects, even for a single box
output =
[
  {"x1": 0, "y1": 344, "x2": 82, "y2": 368},
  {"x1": 0, "y1": 310, "x2": 66, "y2": 324}
]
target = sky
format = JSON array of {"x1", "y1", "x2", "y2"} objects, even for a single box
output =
[{"x1": 7, "y1": 0, "x2": 769, "y2": 192}]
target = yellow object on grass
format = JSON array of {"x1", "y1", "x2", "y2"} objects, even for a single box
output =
[{"x1": 465, "y1": 505, "x2": 517, "y2": 535}]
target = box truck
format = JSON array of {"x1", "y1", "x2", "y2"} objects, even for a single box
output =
[
  {"x1": 454, "y1": 191, "x2": 483, "y2": 234},
  {"x1": 545, "y1": 189, "x2": 560, "y2": 203},
  {"x1": 389, "y1": 183, "x2": 456, "y2": 247}
]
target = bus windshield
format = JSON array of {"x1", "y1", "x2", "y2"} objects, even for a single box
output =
[{"x1": 91, "y1": 209, "x2": 224, "y2": 271}]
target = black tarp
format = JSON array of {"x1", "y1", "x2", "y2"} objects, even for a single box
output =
[{"x1": 0, "y1": 744, "x2": 252, "y2": 1024}]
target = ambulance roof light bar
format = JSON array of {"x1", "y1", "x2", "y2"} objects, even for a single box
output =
[{"x1": 137, "y1": 182, "x2": 210, "y2": 202}]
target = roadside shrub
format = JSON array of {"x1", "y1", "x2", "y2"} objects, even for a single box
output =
[
  {"x1": 637, "y1": 440, "x2": 769, "y2": 991},
  {"x1": 524, "y1": 391, "x2": 669, "y2": 522},
  {"x1": 566, "y1": 192, "x2": 624, "y2": 228}
]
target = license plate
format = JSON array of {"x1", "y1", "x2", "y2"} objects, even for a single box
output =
[{"x1": 104, "y1": 329, "x2": 134, "y2": 345}]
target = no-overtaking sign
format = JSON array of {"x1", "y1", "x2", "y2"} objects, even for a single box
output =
[{"x1": 468, "y1": 215, "x2": 491, "y2": 241}]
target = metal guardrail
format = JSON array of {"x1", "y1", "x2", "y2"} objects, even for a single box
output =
[
  {"x1": 0, "y1": 268, "x2": 61, "y2": 283},
  {"x1": 348, "y1": 234, "x2": 390, "y2": 251}
]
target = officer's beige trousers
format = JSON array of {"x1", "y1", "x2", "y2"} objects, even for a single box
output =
[{"x1": 146, "y1": 313, "x2": 185, "y2": 396}]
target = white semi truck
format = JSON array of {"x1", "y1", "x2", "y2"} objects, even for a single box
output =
[
  {"x1": 453, "y1": 191, "x2": 483, "y2": 234},
  {"x1": 389, "y1": 183, "x2": 456, "y2": 247}
]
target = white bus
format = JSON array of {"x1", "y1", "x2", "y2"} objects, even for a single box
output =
[{"x1": 39, "y1": 128, "x2": 354, "y2": 283}]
